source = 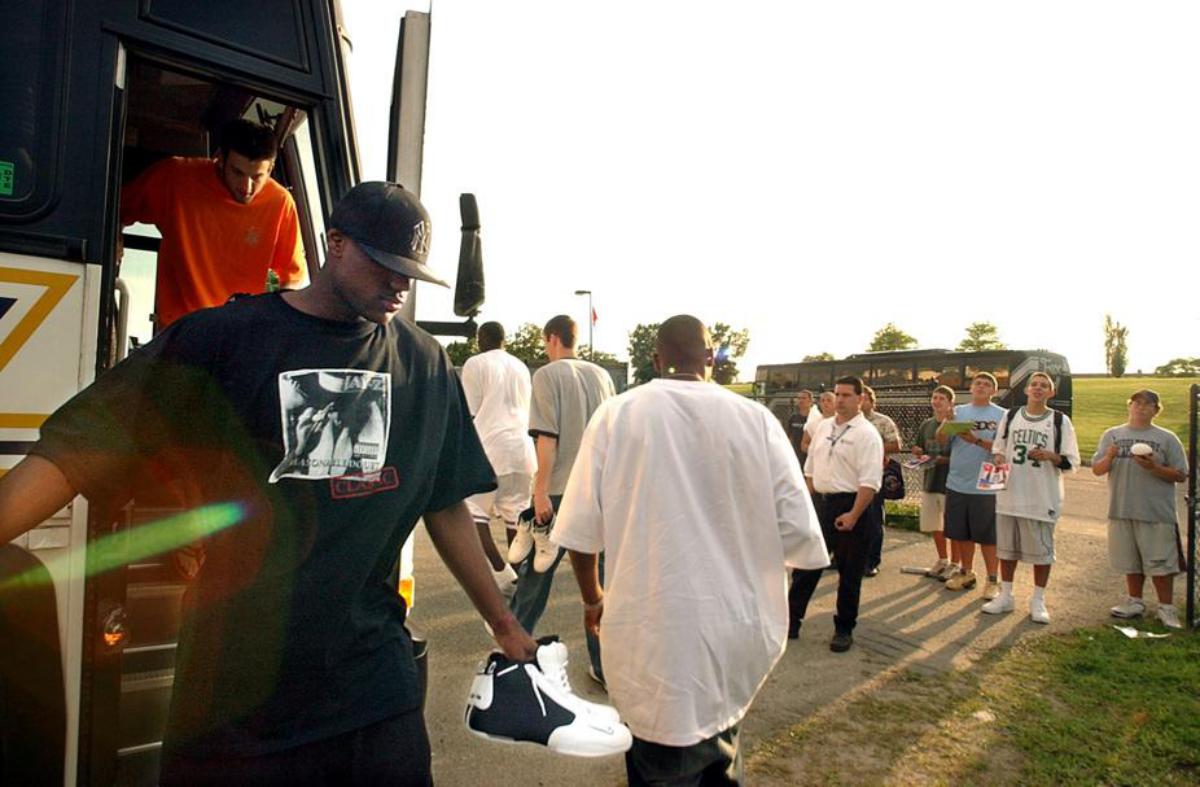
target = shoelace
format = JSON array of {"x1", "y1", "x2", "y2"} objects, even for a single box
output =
[{"x1": 541, "y1": 651, "x2": 573, "y2": 695}]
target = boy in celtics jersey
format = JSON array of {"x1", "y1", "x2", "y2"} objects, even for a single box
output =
[{"x1": 983, "y1": 372, "x2": 1080, "y2": 624}]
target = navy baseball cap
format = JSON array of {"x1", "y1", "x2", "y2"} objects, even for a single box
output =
[
  {"x1": 1129, "y1": 389, "x2": 1161, "y2": 406},
  {"x1": 328, "y1": 181, "x2": 449, "y2": 288}
]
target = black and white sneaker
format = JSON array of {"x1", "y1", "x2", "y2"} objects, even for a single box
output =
[{"x1": 465, "y1": 637, "x2": 631, "y2": 757}]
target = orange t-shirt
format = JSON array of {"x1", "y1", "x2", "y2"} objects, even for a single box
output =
[{"x1": 121, "y1": 157, "x2": 307, "y2": 328}]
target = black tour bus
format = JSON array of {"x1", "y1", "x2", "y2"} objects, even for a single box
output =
[{"x1": 756, "y1": 348, "x2": 1072, "y2": 444}]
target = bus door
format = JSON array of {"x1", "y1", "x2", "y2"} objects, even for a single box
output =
[
  {"x1": 109, "y1": 59, "x2": 345, "y2": 786},
  {"x1": 2, "y1": 2, "x2": 375, "y2": 784},
  {"x1": 94, "y1": 9, "x2": 442, "y2": 784}
]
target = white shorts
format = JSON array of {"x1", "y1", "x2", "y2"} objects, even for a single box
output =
[
  {"x1": 919, "y1": 492, "x2": 946, "y2": 533},
  {"x1": 995, "y1": 514, "x2": 1056, "y2": 565},
  {"x1": 1107, "y1": 519, "x2": 1182, "y2": 576},
  {"x1": 466, "y1": 472, "x2": 532, "y2": 529}
]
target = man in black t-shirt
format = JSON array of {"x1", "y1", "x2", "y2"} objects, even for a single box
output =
[
  {"x1": 0, "y1": 183, "x2": 537, "y2": 785},
  {"x1": 785, "y1": 389, "x2": 818, "y2": 464}
]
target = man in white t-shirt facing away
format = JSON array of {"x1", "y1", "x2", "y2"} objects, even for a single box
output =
[
  {"x1": 553, "y1": 315, "x2": 826, "y2": 786},
  {"x1": 460, "y1": 321, "x2": 537, "y2": 599},
  {"x1": 799, "y1": 390, "x2": 836, "y2": 456},
  {"x1": 789, "y1": 376, "x2": 884, "y2": 653},
  {"x1": 984, "y1": 372, "x2": 1080, "y2": 624},
  {"x1": 1091, "y1": 389, "x2": 1188, "y2": 629}
]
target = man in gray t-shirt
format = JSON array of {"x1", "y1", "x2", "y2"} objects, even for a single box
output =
[
  {"x1": 529, "y1": 356, "x2": 615, "y2": 500},
  {"x1": 1092, "y1": 389, "x2": 1189, "y2": 629},
  {"x1": 510, "y1": 315, "x2": 615, "y2": 661}
]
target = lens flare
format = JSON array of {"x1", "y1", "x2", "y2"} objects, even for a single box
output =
[{"x1": 0, "y1": 502, "x2": 245, "y2": 591}]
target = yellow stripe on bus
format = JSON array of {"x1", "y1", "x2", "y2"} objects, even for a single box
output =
[
  {"x1": 0, "y1": 267, "x2": 79, "y2": 373},
  {"x1": 0, "y1": 413, "x2": 48, "y2": 429}
]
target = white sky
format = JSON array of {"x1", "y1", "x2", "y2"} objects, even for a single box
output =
[{"x1": 343, "y1": 1, "x2": 1199, "y2": 378}]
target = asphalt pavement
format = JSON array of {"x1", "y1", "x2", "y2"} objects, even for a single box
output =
[{"x1": 409, "y1": 473, "x2": 1183, "y2": 785}]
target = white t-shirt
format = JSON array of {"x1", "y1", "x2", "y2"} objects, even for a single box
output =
[
  {"x1": 991, "y1": 407, "x2": 1080, "y2": 523},
  {"x1": 803, "y1": 413, "x2": 884, "y2": 494},
  {"x1": 551, "y1": 379, "x2": 827, "y2": 746},
  {"x1": 460, "y1": 349, "x2": 536, "y2": 476}
]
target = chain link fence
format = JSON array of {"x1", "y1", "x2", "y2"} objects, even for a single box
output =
[
  {"x1": 760, "y1": 388, "x2": 935, "y2": 505},
  {"x1": 875, "y1": 391, "x2": 934, "y2": 505}
]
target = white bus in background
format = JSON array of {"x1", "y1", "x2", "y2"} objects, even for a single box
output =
[{"x1": 0, "y1": 4, "x2": 478, "y2": 784}]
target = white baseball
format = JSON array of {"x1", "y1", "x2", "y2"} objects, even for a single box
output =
[{"x1": 1129, "y1": 443, "x2": 1153, "y2": 456}]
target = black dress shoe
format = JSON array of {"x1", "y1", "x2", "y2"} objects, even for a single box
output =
[
  {"x1": 829, "y1": 632, "x2": 853, "y2": 653},
  {"x1": 863, "y1": 566, "x2": 880, "y2": 578}
]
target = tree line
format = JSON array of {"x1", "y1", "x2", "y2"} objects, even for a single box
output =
[
  {"x1": 445, "y1": 321, "x2": 751, "y2": 385},
  {"x1": 447, "y1": 317, "x2": 1195, "y2": 383}
]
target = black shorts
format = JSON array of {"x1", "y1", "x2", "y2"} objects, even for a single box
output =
[{"x1": 944, "y1": 490, "x2": 996, "y2": 545}]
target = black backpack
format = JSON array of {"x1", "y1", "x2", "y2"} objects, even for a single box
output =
[{"x1": 1000, "y1": 407, "x2": 1071, "y2": 470}]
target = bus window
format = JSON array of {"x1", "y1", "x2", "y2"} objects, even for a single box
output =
[
  {"x1": 767, "y1": 367, "x2": 799, "y2": 391},
  {"x1": 965, "y1": 357, "x2": 1010, "y2": 390},
  {"x1": 796, "y1": 363, "x2": 833, "y2": 391},
  {"x1": 917, "y1": 363, "x2": 963, "y2": 389},
  {"x1": 0, "y1": 0, "x2": 66, "y2": 214},
  {"x1": 120, "y1": 223, "x2": 161, "y2": 348},
  {"x1": 870, "y1": 362, "x2": 912, "y2": 387},
  {"x1": 282, "y1": 113, "x2": 328, "y2": 275},
  {"x1": 838, "y1": 363, "x2": 871, "y2": 384}
]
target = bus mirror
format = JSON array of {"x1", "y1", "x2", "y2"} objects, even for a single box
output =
[{"x1": 453, "y1": 193, "x2": 484, "y2": 318}]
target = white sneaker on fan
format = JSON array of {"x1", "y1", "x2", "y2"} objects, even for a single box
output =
[
  {"x1": 507, "y1": 508, "x2": 536, "y2": 564},
  {"x1": 532, "y1": 518, "x2": 561, "y2": 573},
  {"x1": 465, "y1": 637, "x2": 630, "y2": 757}
]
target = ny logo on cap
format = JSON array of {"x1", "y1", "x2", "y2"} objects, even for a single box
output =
[{"x1": 410, "y1": 221, "x2": 431, "y2": 258}]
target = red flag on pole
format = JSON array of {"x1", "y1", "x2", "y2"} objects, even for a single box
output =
[{"x1": 591, "y1": 307, "x2": 598, "y2": 325}]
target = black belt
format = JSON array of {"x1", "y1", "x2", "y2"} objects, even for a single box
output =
[{"x1": 815, "y1": 491, "x2": 857, "y2": 500}]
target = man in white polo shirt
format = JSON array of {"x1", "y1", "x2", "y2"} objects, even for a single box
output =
[
  {"x1": 553, "y1": 316, "x2": 826, "y2": 785},
  {"x1": 799, "y1": 390, "x2": 835, "y2": 457},
  {"x1": 788, "y1": 375, "x2": 884, "y2": 653},
  {"x1": 461, "y1": 321, "x2": 536, "y2": 599}
]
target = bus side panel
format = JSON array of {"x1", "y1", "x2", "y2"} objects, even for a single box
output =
[{"x1": 0, "y1": 252, "x2": 101, "y2": 786}]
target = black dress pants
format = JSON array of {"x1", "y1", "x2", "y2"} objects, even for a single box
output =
[{"x1": 788, "y1": 492, "x2": 877, "y2": 634}]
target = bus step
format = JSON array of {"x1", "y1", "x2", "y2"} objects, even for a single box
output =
[
  {"x1": 115, "y1": 741, "x2": 162, "y2": 787},
  {"x1": 124, "y1": 581, "x2": 186, "y2": 647},
  {"x1": 118, "y1": 668, "x2": 173, "y2": 751}
]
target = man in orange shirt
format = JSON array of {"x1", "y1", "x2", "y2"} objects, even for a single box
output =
[{"x1": 121, "y1": 119, "x2": 307, "y2": 330}]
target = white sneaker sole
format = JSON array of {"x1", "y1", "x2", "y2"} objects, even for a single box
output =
[{"x1": 547, "y1": 722, "x2": 633, "y2": 757}]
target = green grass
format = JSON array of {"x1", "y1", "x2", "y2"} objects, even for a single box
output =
[
  {"x1": 1072, "y1": 376, "x2": 1197, "y2": 459},
  {"x1": 749, "y1": 625, "x2": 1200, "y2": 785},
  {"x1": 884, "y1": 500, "x2": 920, "y2": 532},
  {"x1": 998, "y1": 628, "x2": 1200, "y2": 785}
]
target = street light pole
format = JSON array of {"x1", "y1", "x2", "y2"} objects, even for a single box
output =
[{"x1": 573, "y1": 289, "x2": 593, "y2": 359}]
